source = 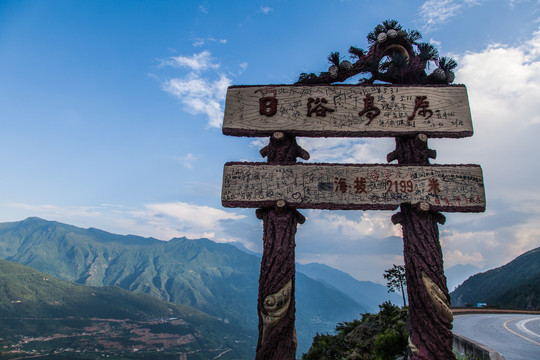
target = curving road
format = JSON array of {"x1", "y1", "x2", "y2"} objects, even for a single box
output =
[{"x1": 453, "y1": 314, "x2": 540, "y2": 360}]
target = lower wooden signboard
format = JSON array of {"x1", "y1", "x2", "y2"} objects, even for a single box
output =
[{"x1": 222, "y1": 162, "x2": 485, "y2": 212}]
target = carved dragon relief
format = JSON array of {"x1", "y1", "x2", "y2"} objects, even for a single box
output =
[
  {"x1": 421, "y1": 271, "x2": 453, "y2": 323},
  {"x1": 261, "y1": 279, "x2": 292, "y2": 345},
  {"x1": 407, "y1": 272, "x2": 453, "y2": 356}
]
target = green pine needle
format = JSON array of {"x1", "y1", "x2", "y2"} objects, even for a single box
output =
[
  {"x1": 439, "y1": 57, "x2": 458, "y2": 71},
  {"x1": 407, "y1": 29, "x2": 422, "y2": 43},
  {"x1": 349, "y1": 46, "x2": 364, "y2": 59},
  {"x1": 417, "y1": 43, "x2": 439, "y2": 61},
  {"x1": 382, "y1": 19, "x2": 401, "y2": 31},
  {"x1": 328, "y1": 52, "x2": 341, "y2": 66},
  {"x1": 367, "y1": 32, "x2": 377, "y2": 44}
]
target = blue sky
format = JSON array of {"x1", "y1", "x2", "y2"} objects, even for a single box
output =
[{"x1": 1, "y1": 0, "x2": 539, "y2": 284}]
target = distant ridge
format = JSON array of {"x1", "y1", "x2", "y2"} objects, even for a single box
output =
[
  {"x1": 296, "y1": 262, "x2": 402, "y2": 313},
  {"x1": 445, "y1": 263, "x2": 484, "y2": 292},
  {"x1": 231, "y1": 243, "x2": 402, "y2": 313},
  {"x1": 451, "y1": 247, "x2": 540, "y2": 309}
]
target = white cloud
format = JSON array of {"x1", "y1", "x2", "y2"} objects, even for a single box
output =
[
  {"x1": 509, "y1": 0, "x2": 533, "y2": 8},
  {"x1": 162, "y1": 72, "x2": 231, "y2": 128},
  {"x1": 419, "y1": 0, "x2": 487, "y2": 31},
  {"x1": 7, "y1": 203, "x2": 103, "y2": 219},
  {"x1": 174, "y1": 153, "x2": 200, "y2": 169},
  {"x1": 259, "y1": 6, "x2": 273, "y2": 14},
  {"x1": 4, "y1": 201, "x2": 250, "y2": 246},
  {"x1": 440, "y1": 216, "x2": 540, "y2": 270},
  {"x1": 293, "y1": 208, "x2": 406, "y2": 281},
  {"x1": 419, "y1": 0, "x2": 464, "y2": 30},
  {"x1": 302, "y1": 210, "x2": 401, "y2": 241},
  {"x1": 297, "y1": 137, "x2": 394, "y2": 164},
  {"x1": 160, "y1": 51, "x2": 220, "y2": 72},
  {"x1": 158, "y1": 50, "x2": 232, "y2": 128},
  {"x1": 429, "y1": 28, "x2": 540, "y2": 269},
  {"x1": 430, "y1": 38, "x2": 442, "y2": 47},
  {"x1": 123, "y1": 202, "x2": 256, "y2": 248},
  {"x1": 433, "y1": 28, "x2": 540, "y2": 169},
  {"x1": 142, "y1": 201, "x2": 245, "y2": 233},
  {"x1": 192, "y1": 38, "x2": 228, "y2": 47}
]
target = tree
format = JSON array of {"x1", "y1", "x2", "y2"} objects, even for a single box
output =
[
  {"x1": 302, "y1": 302, "x2": 408, "y2": 360},
  {"x1": 384, "y1": 264, "x2": 407, "y2": 307}
]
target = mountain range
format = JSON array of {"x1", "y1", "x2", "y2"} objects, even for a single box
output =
[
  {"x1": 0, "y1": 217, "x2": 400, "y2": 355},
  {"x1": 450, "y1": 246, "x2": 540, "y2": 309}
]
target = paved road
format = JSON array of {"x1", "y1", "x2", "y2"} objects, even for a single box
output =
[{"x1": 453, "y1": 314, "x2": 540, "y2": 360}]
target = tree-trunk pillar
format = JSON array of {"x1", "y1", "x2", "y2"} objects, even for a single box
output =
[
  {"x1": 390, "y1": 135, "x2": 455, "y2": 360},
  {"x1": 254, "y1": 132, "x2": 308, "y2": 360}
]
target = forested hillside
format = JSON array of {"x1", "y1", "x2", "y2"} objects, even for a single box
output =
[
  {"x1": 0, "y1": 258, "x2": 253, "y2": 359},
  {"x1": 451, "y1": 247, "x2": 540, "y2": 309}
]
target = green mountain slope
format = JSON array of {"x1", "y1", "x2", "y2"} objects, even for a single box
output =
[
  {"x1": 450, "y1": 247, "x2": 540, "y2": 309},
  {"x1": 0, "y1": 218, "x2": 259, "y2": 324},
  {"x1": 0, "y1": 217, "x2": 367, "y2": 354},
  {"x1": 0, "y1": 258, "x2": 253, "y2": 359}
]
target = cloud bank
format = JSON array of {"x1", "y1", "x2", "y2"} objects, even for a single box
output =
[{"x1": 434, "y1": 28, "x2": 540, "y2": 269}]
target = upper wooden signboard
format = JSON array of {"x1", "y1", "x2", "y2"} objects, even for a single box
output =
[
  {"x1": 222, "y1": 162, "x2": 485, "y2": 213},
  {"x1": 223, "y1": 84, "x2": 472, "y2": 138}
]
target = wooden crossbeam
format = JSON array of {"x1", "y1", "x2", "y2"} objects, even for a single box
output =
[{"x1": 222, "y1": 162, "x2": 485, "y2": 212}]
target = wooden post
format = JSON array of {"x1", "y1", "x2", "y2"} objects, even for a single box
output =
[
  {"x1": 254, "y1": 133, "x2": 307, "y2": 360},
  {"x1": 390, "y1": 135, "x2": 455, "y2": 359}
]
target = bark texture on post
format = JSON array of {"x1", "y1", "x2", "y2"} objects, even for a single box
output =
[
  {"x1": 391, "y1": 135, "x2": 455, "y2": 360},
  {"x1": 255, "y1": 204, "x2": 304, "y2": 360},
  {"x1": 255, "y1": 132, "x2": 307, "y2": 360},
  {"x1": 398, "y1": 204, "x2": 454, "y2": 359}
]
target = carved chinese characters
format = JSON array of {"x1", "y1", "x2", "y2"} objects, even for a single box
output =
[
  {"x1": 358, "y1": 94, "x2": 381, "y2": 125},
  {"x1": 223, "y1": 85, "x2": 472, "y2": 138},
  {"x1": 222, "y1": 163, "x2": 485, "y2": 212}
]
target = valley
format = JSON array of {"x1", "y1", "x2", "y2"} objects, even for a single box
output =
[{"x1": 1, "y1": 316, "x2": 238, "y2": 359}]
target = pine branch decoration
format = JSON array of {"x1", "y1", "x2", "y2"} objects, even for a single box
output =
[{"x1": 295, "y1": 19, "x2": 458, "y2": 85}]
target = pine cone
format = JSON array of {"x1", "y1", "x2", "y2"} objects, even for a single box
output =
[
  {"x1": 329, "y1": 65, "x2": 339, "y2": 78},
  {"x1": 387, "y1": 29, "x2": 398, "y2": 39},
  {"x1": 377, "y1": 32, "x2": 388, "y2": 43},
  {"x1": 340, "y1": 60, "x2": 353, "y2": 70},
  {"x1": 432, "y1": 68, "x2": 446, "y2": 80}
]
